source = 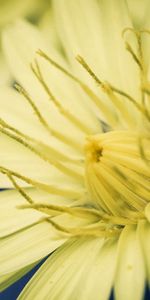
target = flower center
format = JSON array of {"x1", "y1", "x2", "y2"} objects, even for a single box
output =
[
  {"x1": 0, "y1": 29, "x2": 150, "y2": 238},
  {"x1": 85, "y1": 130, "x2": 150, "y2": 224},
  {"x1": 85, "y1": 135, "x2": 103, "y2": 163}
]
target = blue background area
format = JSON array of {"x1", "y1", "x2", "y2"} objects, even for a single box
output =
[
  {"x1": 0, "y1": 259, "x2": 149, "y2": 300},
  {"x1": 0, "y1": 260, "x2": 44, "y2": 300}
]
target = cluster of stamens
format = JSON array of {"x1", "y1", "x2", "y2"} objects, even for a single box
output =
[{"x1": 0, "y1": 28, "x2": 150, "y2": 238}]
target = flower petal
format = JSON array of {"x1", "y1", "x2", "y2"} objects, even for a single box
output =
[
  {"x1": 2, "y1": 20, "x2": 100, "y2": 136},
  {"x1": 0, "y1": 132, "x2": 84, "y2": 192},
  {"x1": 0, "y1": 188, "x2": 77, "y2": 238},
  {"x1": 0, "y1": 86, "x2": 85, "y2": 190},
  {"x1": 18, "y1": 237, "x2": 117, "y2": 300},
  {"x1": 0, "y1": 222, "x2": 66, "y2": 276},
  {"x1": 114, "y1": 225, "x2": 145, "y2": 300},
  {"x1": 0, "y1": 86, "x2": 53, "y2": 143},
  {"x1": 53, "y1": 0, "x2": 139, "y2": 97},
  {"x1": 127, "y1": 0, "x2": 150, "y2": 28},
  {"x1": 138, "y1": 220, "x2": 150, "y2": 285},
  {"x1": 0, "y1": 52, "x2": 11, "y2": 85}
]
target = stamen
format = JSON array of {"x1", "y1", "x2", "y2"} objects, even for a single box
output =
[
  {"x1": 0, "y1": 126, "x2": 83, "y2": 181},
  {"x1": 0, "y1": 118, "x2": 49, "y2": 152},
  {"x1": 0, "y1": 166, "x2": 83, "y2": 197},
  {"x1": 31, "y1": 60, "x2": 92, "y2": 135},
  {"x1": 0, "y1": 117, "x2": 83, "y2": 165},
  {"x1": 6, "y1": 172, "x2": 33, "y2": 204},
  {"x1": 3, "y1": 172, "x2": 141, "y2": 239},
  {"x1": 12, "y1": 182, "x2": 134, "y2": 238},
  {"x1": 9, "y1": 171, "x2": 137, "y2": 234},
  {"x1": 122, "y1": 28, "x2": 150, "y2": 119},
  {"x1": 18, "y1": 203, "x2": 101, "y2": 219},
  {"x1": 15, "y1": 84, "x2": 52, "y2": 133},
  {"x1": 109, "y1": 85, "x2": 149, "y2": 119},
  {"x1": 76, "y1": 55, "x2": 103, "y2": 86},
  {"x1": 7, "y1": 175, "x2": 103, "y2": 238},
  {"x1": 0, "y1": 29, "x2": 149, "y2": 239},
  {"x1": 125, "y1": 43, "x2": 142, "y2": 69},
  {"x1": 15, "y1": 83, "x2": 82, "y2": 150},
  {"x1": 1, "y1": 169, "x2": 122, "y2": 237},
  {"x1": 76, "y1": 55, "x2": 150, "y2": 122},
  {"x1": 45, "y1": 218, "x2": 122, "y2": 237},
  {"x1": 76, "y1": 56, "x2": 135, "y2": 126},
  {"x1": 37, "y1": 49, "x2": 117, "y2": 126},
  {"x1": 19, "y1": 202, "x2": 137, "y2": 226},
  {"x1": 122, "y1": 28, "x2": 143, "y2": 69}
]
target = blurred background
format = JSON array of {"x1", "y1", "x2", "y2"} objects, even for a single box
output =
[{"x1": 0, "y1": 0, "x2": 52, "y2": 85}]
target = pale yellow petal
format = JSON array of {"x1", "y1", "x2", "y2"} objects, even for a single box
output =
[
  {"x1": 18, "y1": 237, "x2": 117, "y2": 300},
  {"x1": 0, "y1": 132, "x2": 83, "y2": 191},
  {"x1": 127, "y1": 0, "x2": 150, "y2": 29},
  {"x1": 0, "y1": 222, "x2": 66, "y2": 276},
  {"x1": 52, "y1": 0, "x2": 142, "y2": 131},
  {"x1": 53, "y1": 0, "x2": 139, "y2": 97},
  {"x1": 78, "y1": 238, "x2": 118, "y2": 300},
  {"x1": 0, "y1": 188, "x2": 74, "y2": 209},
  {"x1": 2, "y1": 20, "x2": 100, "y2": 137},
  {"x1": 0, "y1": 209, "x2": 46, "y2": 238},
  {"x1": 0, "y1": 86, "x2": 53, "y2": 142},
  {"x1": 0, "y1": 86, "x2": 84, "y2": 171},
  {"x1": 0, "y1": 188, "x2": 78, "y2": 238},
  {"x1": 38, "y1": 8, "x2": 59, "y2": 51},
  {"x1": 114, "y1": 225, "x2": 145, "y2": 300},
  {"x1": 138, "y1": 220, "x2": 150, "y2": 284},
  {"x1": 0, "y1": 52, "x2": 11, "y2": 85}
]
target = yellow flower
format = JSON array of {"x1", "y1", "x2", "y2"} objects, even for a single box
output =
[{"x1": 0, "y1": 1, "x2": 150, "y2": 300}]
